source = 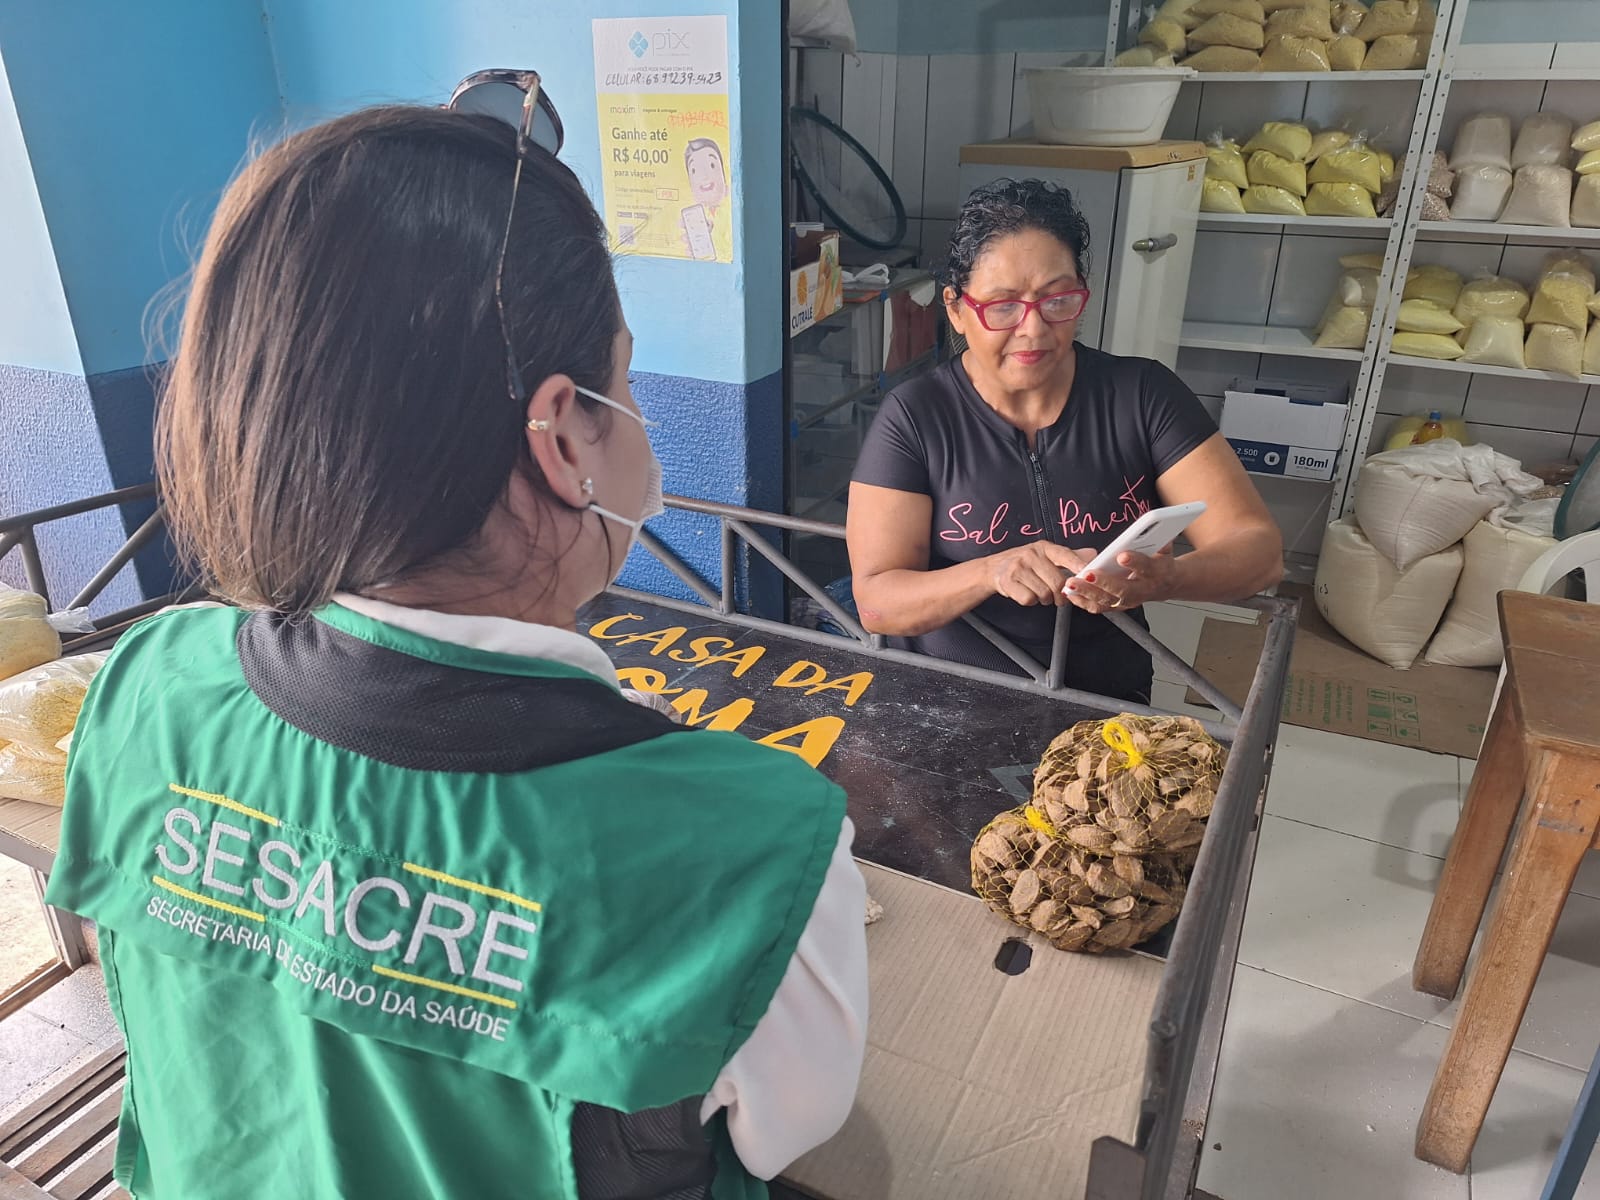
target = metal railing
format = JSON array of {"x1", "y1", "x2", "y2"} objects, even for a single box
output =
[
  {"x1": 629, "y1": 495, "x2": 1298, "y2": 1200},
  {"x1": 2, "y1": 485, "x2": 1298, "y2": 1198},
  {"x1": 629, "y1": 494, "x2": 1246, "y2": 735},
  {"x1": 0, "y1": 484, "x2": 195, "y2": 646}
]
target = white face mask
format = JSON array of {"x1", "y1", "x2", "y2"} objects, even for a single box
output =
[{"x1": 575, "y1": 385, "x2": 665, "y2": 561}]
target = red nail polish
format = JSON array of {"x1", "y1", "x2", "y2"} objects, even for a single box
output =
[{"x1": 1084, "y1": 573, "x2": 1096, "y2": 583}]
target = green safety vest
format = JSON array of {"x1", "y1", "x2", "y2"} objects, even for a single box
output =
[{"x1": 45, "y1": 603, "x2": 845, "y2": 1199}]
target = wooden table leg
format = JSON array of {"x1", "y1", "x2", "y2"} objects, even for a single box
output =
[
  {"x1": 1416, "y1": 749, "x2": 1600, "y2": 1173},
  {"x1": 1414, "y1": 691, "x2": 1527, "y2": 998}
]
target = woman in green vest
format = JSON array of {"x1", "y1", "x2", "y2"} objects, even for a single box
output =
[{"x1": 47, "y1": 81, "x2": 867, "y2": 1200}]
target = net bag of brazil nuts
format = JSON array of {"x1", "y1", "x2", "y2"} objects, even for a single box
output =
[{"x1": 971, "y1": 715, "x2": 1227, "y2": 953}]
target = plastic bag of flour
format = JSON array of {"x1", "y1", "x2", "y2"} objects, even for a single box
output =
[
  {"x1": 1451, "y1": 112, "x2": 1513, "y2": 172},
  {"x1": 1425, "y1": 520, "x2": 1557, "y2": 667},
  {"x1": 1499, "y1": 165, "x2": 1574, "y2": 228},
  {"x1": 1315, "y1": 519, "x2": 1462, "y2": 670}
]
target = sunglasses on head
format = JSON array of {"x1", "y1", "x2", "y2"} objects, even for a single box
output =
[
  {"x1": 447, "y1": 69, "x2": 564, "y2": 155},
  {"x1": 445, "y1": 70, "x2": 565, "y2": 406}
]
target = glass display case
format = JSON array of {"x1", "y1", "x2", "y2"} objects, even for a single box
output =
[{"x1": 787, "y1": 267, "x2": 941, "y2": 589}]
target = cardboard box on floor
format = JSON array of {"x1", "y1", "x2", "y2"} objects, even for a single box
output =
[
  {"x1": 1188, "y1": 583, "x2": 1495, "y2": 759},
  {"x1": 782, "y1": 862, "x2": 1163, "y2": 1200}
]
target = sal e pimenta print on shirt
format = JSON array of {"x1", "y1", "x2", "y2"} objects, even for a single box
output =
[{"x1": 938, "y1": 475, "x2": 1154, "y2": 548}]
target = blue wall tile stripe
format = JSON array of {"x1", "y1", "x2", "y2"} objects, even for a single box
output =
[{"x1": 0, "y1": 363, "x2": 142, "y2": 613}]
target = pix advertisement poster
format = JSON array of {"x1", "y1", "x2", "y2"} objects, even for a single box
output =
[{"x1": 592, "y1": 16, "x2": 733, "y2": 263}]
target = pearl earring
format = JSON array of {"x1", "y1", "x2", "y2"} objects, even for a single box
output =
[
  {"x1": 581, "y1": 478, "x2": 594, "y2": 497},
  {"x1": 527, "y1": 418, "x2": 551, "y2": 432}
]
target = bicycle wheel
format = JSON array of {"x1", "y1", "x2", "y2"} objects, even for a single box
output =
[{"x1": 789, "y1": 105, "x2": 908, "y2": 251}]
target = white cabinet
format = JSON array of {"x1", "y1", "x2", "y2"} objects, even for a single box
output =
[{"x1": 958, "y1": 141, "x2": 1205, "y2": 367}]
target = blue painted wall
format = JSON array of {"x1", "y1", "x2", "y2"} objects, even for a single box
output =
[
  {"x1": 0, "y1": 54, "x2": 80, "y2": 379},
  {"x1": 263, "y1": 0, "x2": 786, "y2": 604},
  {"x1": 0, "y1": 51, "x2": 139, "y2": 609},
  {"x1": 266, "y1": 0, "x2": 782, "y2": 387},
  {"x1": 3, "y1": 0, "x2": 784, "y2": 610},
  {"x1": 0, "y1": 1, "x2": 281, "y2": 602},
  {"x1": 0, "y1": 2, "x2": 281, "y2": 378}
]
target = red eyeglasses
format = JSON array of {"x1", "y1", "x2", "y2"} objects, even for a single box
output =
[{"x1": 962, "y1": 289, "x2": 1090, "y2": 332}]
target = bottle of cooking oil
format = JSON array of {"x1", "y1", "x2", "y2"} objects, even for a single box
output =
[{"x1": 1411, "y1": 410, "x2": 1446, "y2": 445}]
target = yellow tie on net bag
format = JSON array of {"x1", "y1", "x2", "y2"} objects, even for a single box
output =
[{"x1": 970, "y1": 715, "x2": 1227, "y2": 954}]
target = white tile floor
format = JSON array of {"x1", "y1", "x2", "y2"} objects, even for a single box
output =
[
  {"x1": 1145, "y1": 598, "x2": 1600, "y2": 1200},
  {"x1": 4, "y1": 601, "x2": 1597, "y2": 1197}
]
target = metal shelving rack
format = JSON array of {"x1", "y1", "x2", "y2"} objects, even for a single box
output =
[
  {"x1": 1094, "y1": 0, "x2": 1462, "y2": 574},
  {"x1": 1348, "y1": 27, "x2": 1600, "y2": 515}
]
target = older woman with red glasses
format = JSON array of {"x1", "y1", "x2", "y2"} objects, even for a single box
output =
[{"x1": 846, "y1": 178, "x2": 1282, "y2": 703}]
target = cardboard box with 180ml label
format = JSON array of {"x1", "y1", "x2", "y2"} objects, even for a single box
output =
[{"x1": 1221, "y1": 379, "x2": 1349, "y2": 482}]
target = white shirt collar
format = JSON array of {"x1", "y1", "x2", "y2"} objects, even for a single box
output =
[{"x1": 331, "y1": 592, "x2": 621, "y2": 690}]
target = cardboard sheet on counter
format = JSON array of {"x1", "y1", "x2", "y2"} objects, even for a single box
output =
[{"x1": 782, "y1": 863, "x2": 1163, "y2": 1200}]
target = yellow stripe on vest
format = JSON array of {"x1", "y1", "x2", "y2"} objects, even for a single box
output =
[
  {"x1": 152, "y1": 875, "x2": 266, "y2": 922},
  {"x1": 169, "y1": 784, "x2": 280, "y2": 827},
  {"x1": 401, "y1": 862, "x2": 542, "y2": 913},
  {"x1": 371, "y1": 964, "x2": 519, "y2": 1010}
]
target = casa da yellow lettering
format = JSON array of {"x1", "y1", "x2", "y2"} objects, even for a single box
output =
[
  {"x1": 590, "y1": 616, "x2": 766, "y2": 676},
  {"x1": 756, "y1": 717, "x2": 846, "y2": 769},
  {"x1": 770, "y1": 660, "x2": 875, "y2": 707}
]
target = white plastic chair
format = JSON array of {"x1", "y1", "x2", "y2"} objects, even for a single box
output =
[{"x1": 1485, "y1": 531, "x2": 1600, "y2": 723}]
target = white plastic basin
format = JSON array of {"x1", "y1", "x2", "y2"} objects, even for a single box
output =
[{"x1": 1024, "y1": 67, "x2": 1194, "y2": 147}]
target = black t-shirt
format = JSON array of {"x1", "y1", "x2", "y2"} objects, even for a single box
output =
[{"x1": 852, "y1": 344, "x2": 1217, "y2": 702}]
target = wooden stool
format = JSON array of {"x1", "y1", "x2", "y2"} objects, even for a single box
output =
[{"x1": 1413, "y1": 590, "x2": 1600, "y2": 1173}]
